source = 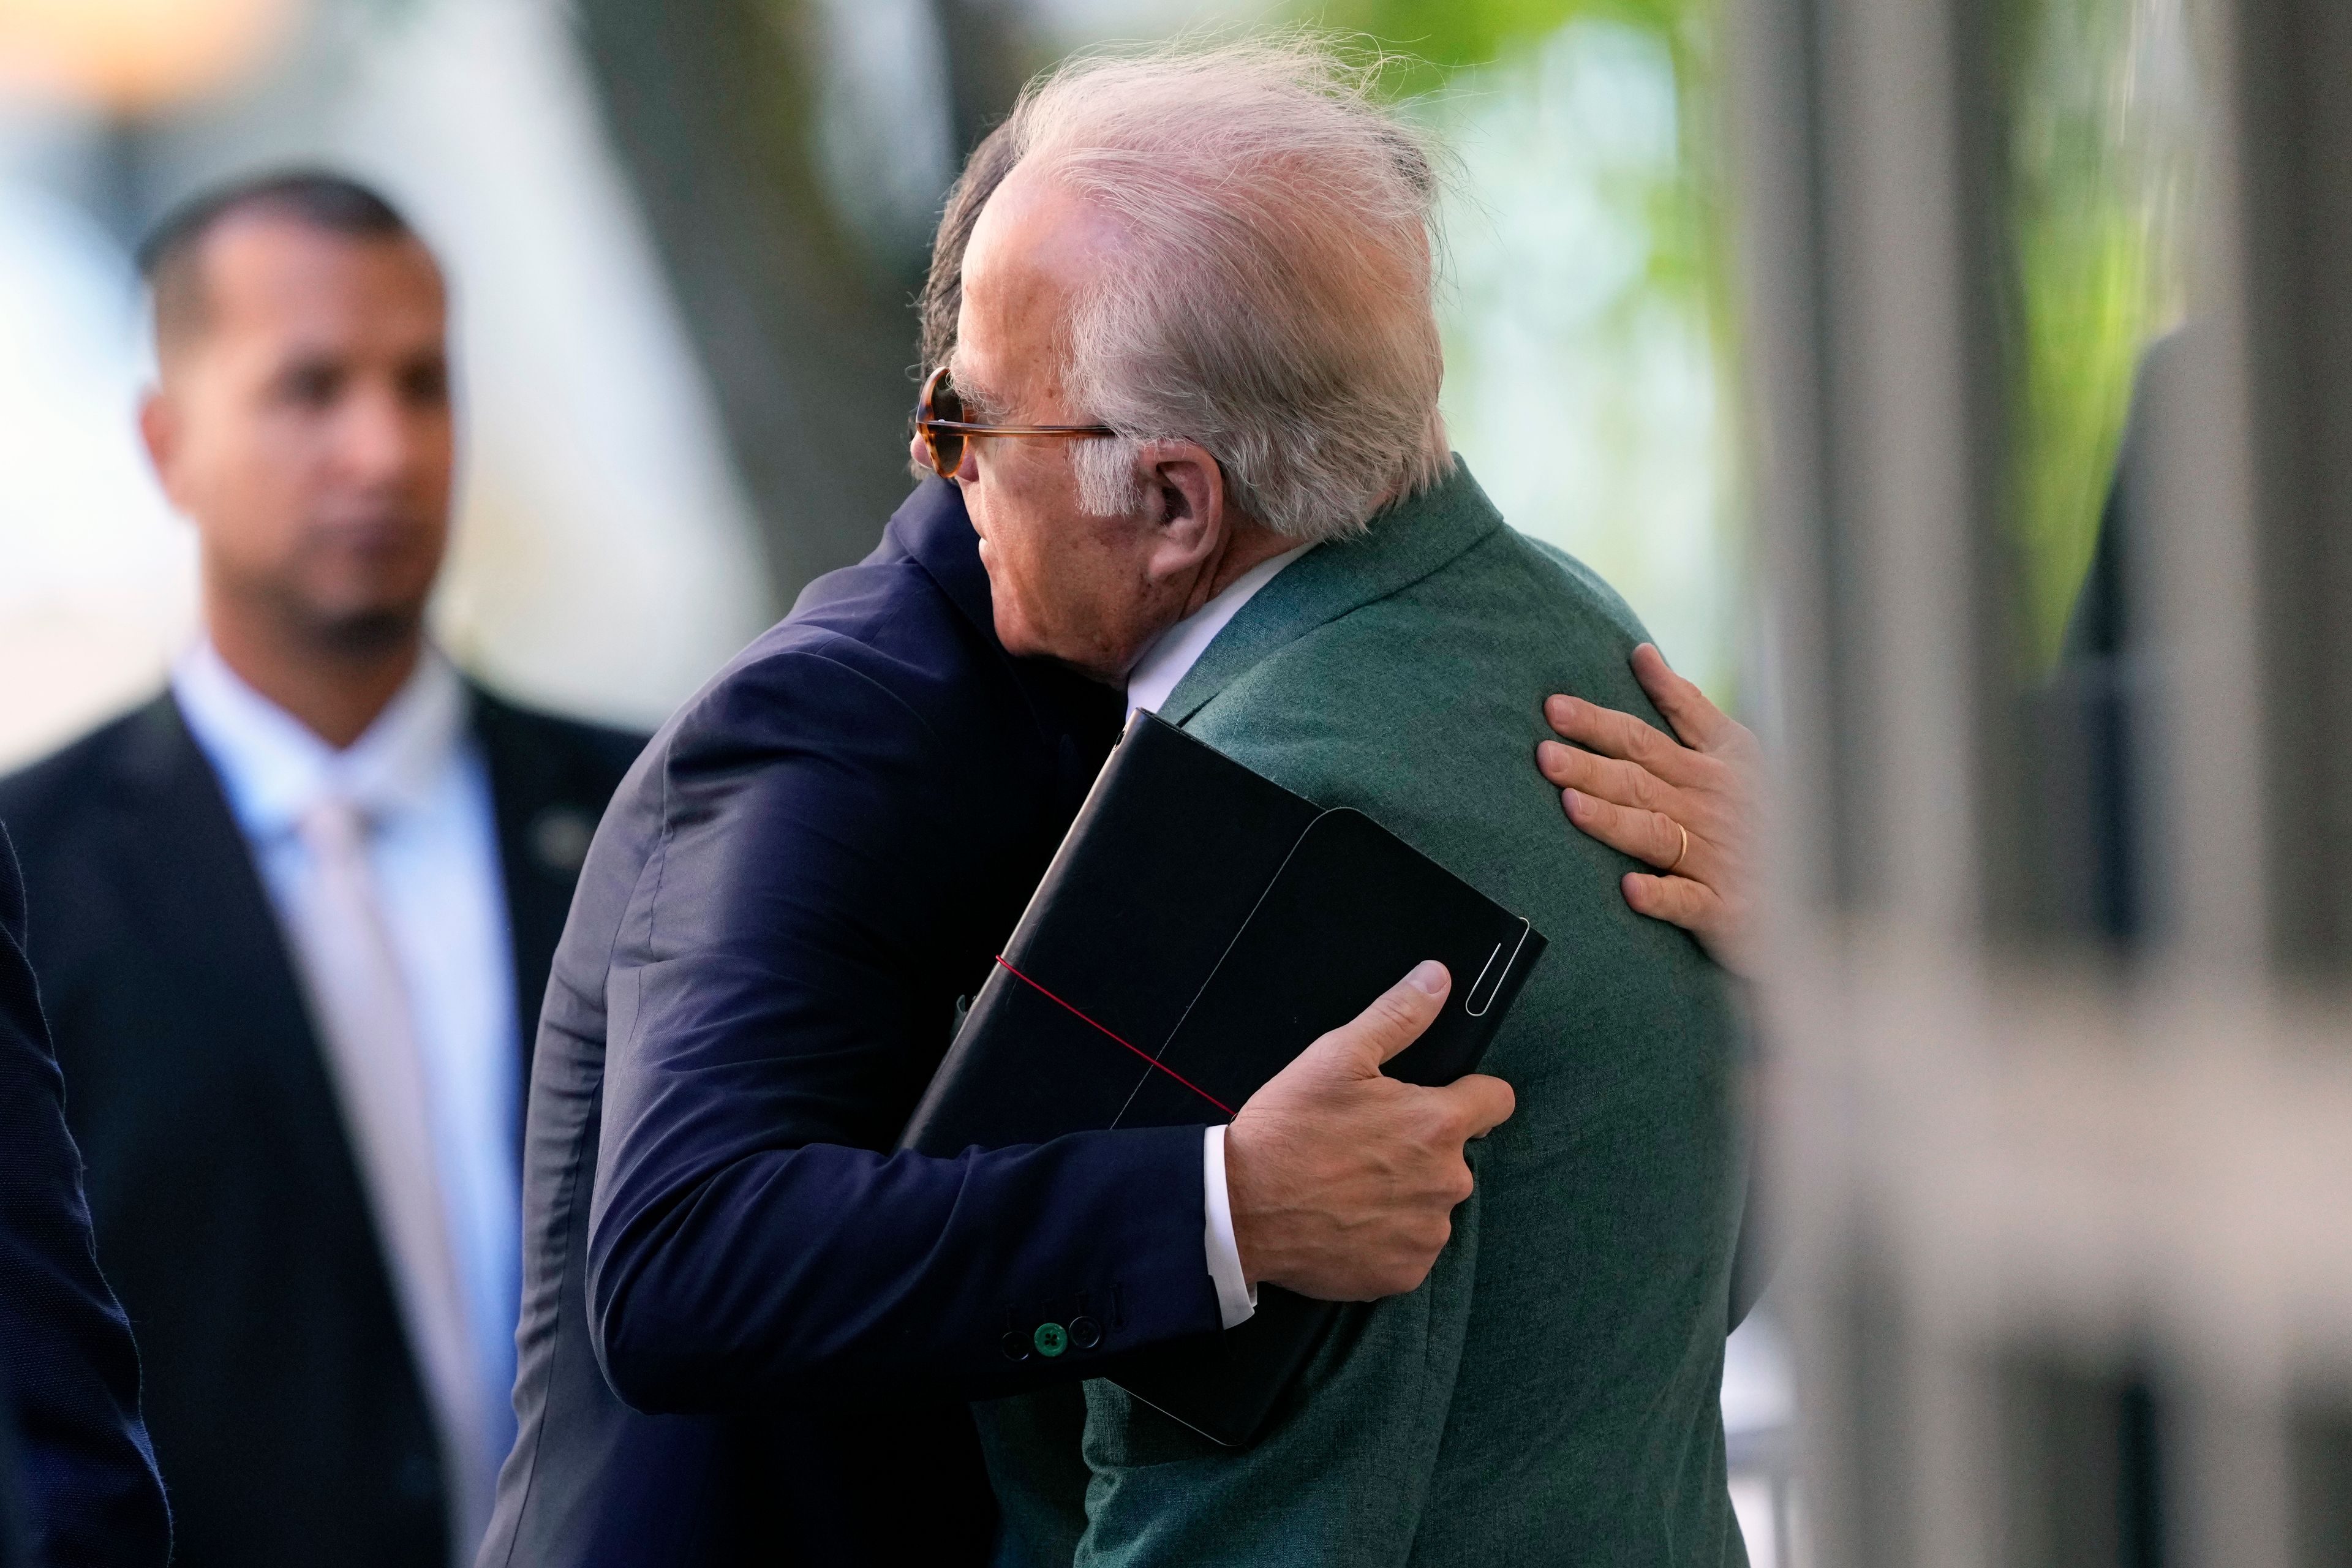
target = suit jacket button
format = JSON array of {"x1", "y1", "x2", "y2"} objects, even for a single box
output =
[
  {"x1": 1000, "y1": 1330, "x2": 1033, "y2": 1362},
  {"x1": 1068, "y1": 1316, "x2": 1102, "y2": 1350},
  {"x1": 1033, "y1": 1322, "x2": 1069, "y2": 1358}
]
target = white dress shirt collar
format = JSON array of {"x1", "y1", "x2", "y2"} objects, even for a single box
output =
[
  {"x1": 173, "y1": 639, "x2": 471, "y2": 833},
  {"x1": 1124, "y1": 541, "x2": 1316, "y2": 720}
]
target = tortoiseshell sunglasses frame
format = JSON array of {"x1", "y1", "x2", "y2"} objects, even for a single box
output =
[{"x1": 914, "y1": 365, "x2": 1116, "y2": 478}]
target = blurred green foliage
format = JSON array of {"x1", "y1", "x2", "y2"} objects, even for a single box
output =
[
  {"x1": 1313, "y1": 0, "x2": 2179, "y2": 677},
  {"x1": 1302, "y1": 0, "x2": 1706, "y2": 90},
  {"x1": 1300, "y1": 0, "x2": 1718, "y2": 271},
  {"x1": 2011, "y1": 201, "x2": 2158, "y2": 668},
  {"x1": 2001, "y1": 0, "x2": 2184, "y2": 669},
  {"x1": 1305, "y1": 0, "x2": 1743, "y2": 695}
]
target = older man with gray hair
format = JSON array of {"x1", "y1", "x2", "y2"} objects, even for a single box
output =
[{"x1": 940, "y1": 37, "x2": 1747, "y2": 1566}]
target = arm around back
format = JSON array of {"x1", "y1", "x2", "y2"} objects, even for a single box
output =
[{"x1": 584, "y1": 643, "x2": 1222, "y2": 1411}]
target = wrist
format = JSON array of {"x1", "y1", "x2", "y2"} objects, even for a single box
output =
[{"x1": 1222, "y1": 1119, "x2": 1266, "y2": 1285}]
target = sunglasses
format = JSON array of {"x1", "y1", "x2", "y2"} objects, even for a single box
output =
[{"x1": 914, "y1": 366, "x2": 1116, "y2": 479}]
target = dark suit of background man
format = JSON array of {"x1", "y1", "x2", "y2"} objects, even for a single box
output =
[
  {"x1": 0, "y1": 173, "x2": 641, "y2": 1568},
  {"x1": 0, "y1": 824, "x2": 172, "y2": 1567}
]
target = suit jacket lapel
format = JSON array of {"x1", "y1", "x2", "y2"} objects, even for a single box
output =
[
  {"x1": 128, "y1": 682, "x2": 587, "y2": 1182},
  {"x1": 1159, "y1": 461, "x2": 1505, "y2": 725},
  {"x1": 105, "y1": 696, "x2": 362, "y2": 1204},
  {"x1": 470, "y1": 690, "x2": 584, "y2": 1097}
]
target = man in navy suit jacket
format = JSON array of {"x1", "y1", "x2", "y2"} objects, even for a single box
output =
[
  {"x1": 483, "y1": 480, "x2": 1128, "y2": 1564},
  {"x1": 0, "y1": 825, "x2": 171, "y2": 1568}
]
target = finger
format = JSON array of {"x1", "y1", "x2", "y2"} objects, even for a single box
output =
[
  {"x1": 1542, "y1": 692, "x2": 1690, "y2": 779},
  {"x1": 1312, "y1": 960, "x2": 1450, "y2": 1073},
  {"x1": 1629, "y1": 644, "x2": 1729, "y2": 752},
  {"x1": 1561, "y1": 787, "x2": 1691, "y2": 872},
  {"x1": 1537, "y1": 740, "x2": 1684, "y2": 817},
  {"x1": 1430, "y1": 1072, "x2": 1516, "y2": 1140},
  {"x1": 1621, "y1": 871, "x2": 1720, "y2": 933}
]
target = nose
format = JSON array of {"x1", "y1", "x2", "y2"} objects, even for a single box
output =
[{"x1": 342, "y1": 383, "x2": 418, "y2": 486}]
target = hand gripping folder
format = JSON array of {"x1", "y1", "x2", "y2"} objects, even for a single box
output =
[{"x1": 899, "y1": 710, "x2": 1545, "y2": 1447}]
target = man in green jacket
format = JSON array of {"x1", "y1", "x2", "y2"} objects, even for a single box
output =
[{"x1": 925, "y1": 34, "x2": 1747, "y2": 1567}]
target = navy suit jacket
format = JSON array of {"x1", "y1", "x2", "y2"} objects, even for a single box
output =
[
  {"x1": 481, "y1": 481, "x2": 1223, "y2": 1567},
  {"x1": 0, "y1": 824, "x2": 170, "y2": 1567}
]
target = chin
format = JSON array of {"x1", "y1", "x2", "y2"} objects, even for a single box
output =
[
  {"x1": 990, "y1": 601, "x2": 1047, "y2": 660},
  {"x1": 308, "y1": 600, "x2": 428, "y2": 656}
]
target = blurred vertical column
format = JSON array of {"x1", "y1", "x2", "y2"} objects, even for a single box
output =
[
  {"x1": 2179, "y1": 1, "x2": 2352, "y2": 1562},
  {"x1": 1732, "y1": 0, "x2": 2352, "y2": 1561},
  {"x1": 1732, "y1": 0, "x2": 2007, "y2": 1558}
]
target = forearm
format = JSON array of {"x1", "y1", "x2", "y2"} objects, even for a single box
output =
[{"x1": 586, "y1": 1125, "x2": 1221, "y2": 1412}]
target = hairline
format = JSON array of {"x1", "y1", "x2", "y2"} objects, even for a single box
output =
[{"x1": 145, "y1": 179, "x2": 434, "y2": 363}]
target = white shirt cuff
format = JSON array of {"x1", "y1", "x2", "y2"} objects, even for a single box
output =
[{"x1": 1202, "y1": 1124, "x2": 1257, "y2": 1329}]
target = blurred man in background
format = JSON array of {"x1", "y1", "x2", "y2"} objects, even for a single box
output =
[
  {"x1": 0, "y1": 823, "x2": 171, "y2": 1568},
  {"x1": 0, "y1": 173, "x2": 642, "y2": 1568}
]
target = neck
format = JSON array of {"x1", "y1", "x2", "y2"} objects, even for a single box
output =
[
  {"x1": 1077, "y1": 521, "x2": 1298, "y2": 689},
  {"x1": 205, "y1": 597, "x2": 424, "y2": 752},
  {"x1": 1186, "y1": 522, "x2": 1297, "y2": 617}
]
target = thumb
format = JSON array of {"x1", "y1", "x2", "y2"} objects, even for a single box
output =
[{"x1": 1305, "y1": 960, "x2": 1450, "y2": 1077}]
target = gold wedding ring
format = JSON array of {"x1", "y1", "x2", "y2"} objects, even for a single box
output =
[{"x1": 1665, "y1": 821, "x2": 1689, "y2": 875}]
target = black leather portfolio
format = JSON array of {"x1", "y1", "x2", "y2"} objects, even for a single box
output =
[{"x1": 900, "y1": 710, "x2": 1545, "y2": 1447}]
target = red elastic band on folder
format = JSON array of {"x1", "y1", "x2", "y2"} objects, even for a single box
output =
[{"x1": 992, "y1": 955, "x2": 1237, "y2": 1118}]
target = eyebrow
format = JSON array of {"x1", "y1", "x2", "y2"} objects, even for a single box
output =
[{"x1": 946, "y1": 355, "x2": 1006, "y2": 423}]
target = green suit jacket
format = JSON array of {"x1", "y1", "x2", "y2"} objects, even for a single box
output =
[{"x1": 979, "y1": 461, "x2": 1747, "y2": 1567}]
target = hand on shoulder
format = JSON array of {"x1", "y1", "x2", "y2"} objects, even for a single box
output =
[{"x1": 1536, "y1": 644, "x2": 1762, "y2": 978}]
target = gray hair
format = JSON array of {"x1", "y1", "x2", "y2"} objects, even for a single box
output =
[{"x1": 999, "y1": 36, "x2": 1452, "y2": 543}]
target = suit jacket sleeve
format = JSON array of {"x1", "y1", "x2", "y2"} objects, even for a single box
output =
[
  {"x1": 584, "y1": 643, "x2": 1221, "y2": 1413},
  {"x1": 0, "y1": 826, "x2": 171, "y2": 1568}
]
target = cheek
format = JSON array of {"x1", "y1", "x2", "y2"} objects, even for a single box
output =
[
  {"x1": 215, "y1": 410, "x2": 325, "y2": 513},
  {"x1": 187, "y1": 434, "x2": 301, "y2": 554},
  {"x1": 414, "y1": 413, "x2": 457, "y2": 487},
  {"x1": 986, "y1": 512, "x2": 1052, "y2": 620},
  {"x1": 976, "y1": 450, "x2": 1114, "y2": 630}
]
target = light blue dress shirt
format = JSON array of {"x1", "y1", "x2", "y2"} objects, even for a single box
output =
[{"x1": 172, "y1": 641, "x2": 521, "y2": 1498}]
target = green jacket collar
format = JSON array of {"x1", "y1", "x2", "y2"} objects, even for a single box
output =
[{"x1": 1159, "y1": 458, "x2": 1503, "y2": 724}]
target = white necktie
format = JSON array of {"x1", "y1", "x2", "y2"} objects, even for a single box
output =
[{"x1": 287, "y1": 796, "x2": 492, "y2": 1556}]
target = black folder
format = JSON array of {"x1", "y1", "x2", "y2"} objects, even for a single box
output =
[{"x1": 899, "y1": 710, "x2": 1545, "y2": 1446}]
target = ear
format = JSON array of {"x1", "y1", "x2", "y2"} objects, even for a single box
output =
[
  {"x1": 1139, "y1": 441, "x2": 1227, "y2": 582},
  {"x1": 137, "y1": 386, "x2": 190, "y2": 512}
]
